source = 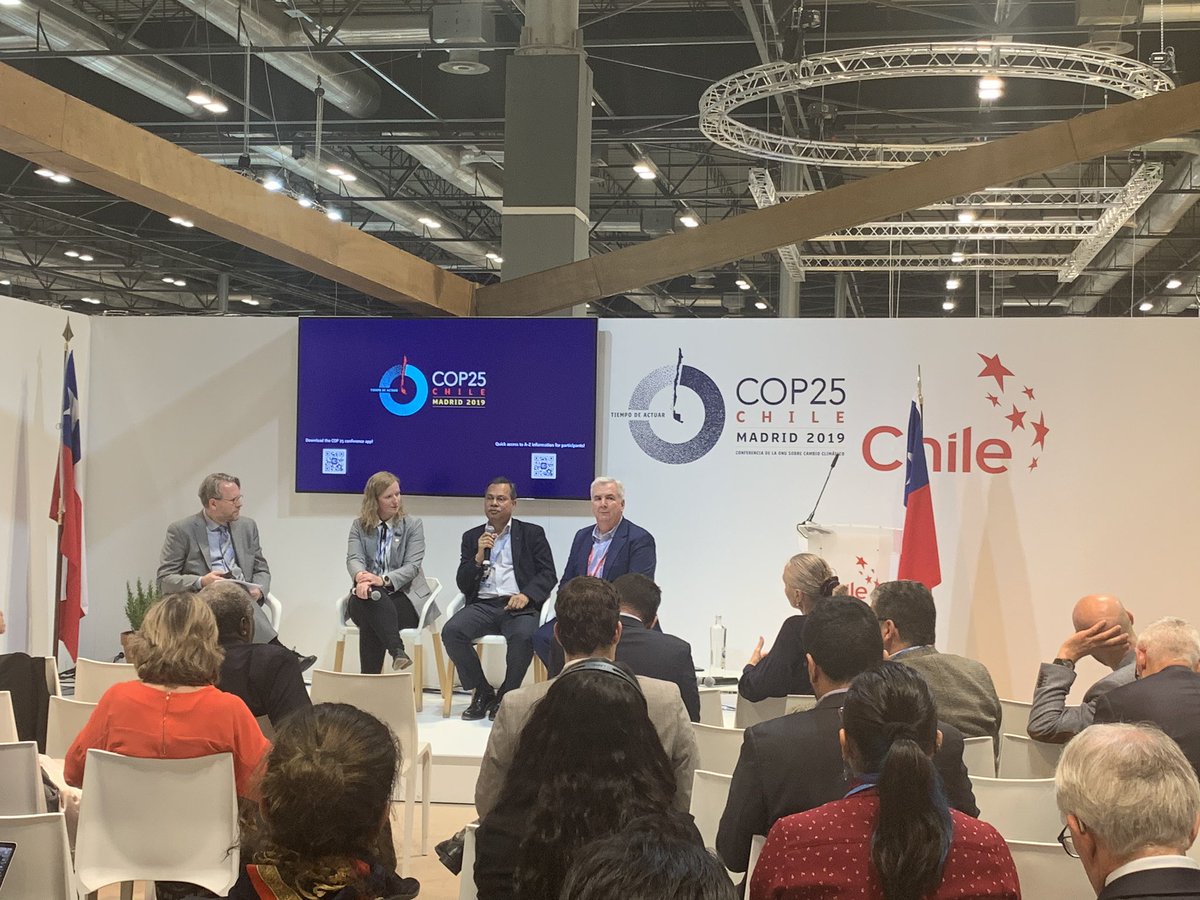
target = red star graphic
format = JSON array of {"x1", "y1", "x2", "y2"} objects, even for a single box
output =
[
  {"x1": 855, "y1": 556, "x2": 867, "y2": 568},
  {"x1": 985, "y1": 393, "x2": 1000, "y2": 407},
  {"x1": 1005, "y1": 405, "x2": 1027, "y2": 431},
  {"x1": 978, "y1": 353, "x2": 1014, "y2": 391},
  {"x1": 1032, "y1": 413, "x2": 1050, "y2": 449},
  {"x1": 1028, "y1": 457, "x2": 1039, "y2": 471},
  {"x1": 865, "y1": 575, "x2": 873, "y2": 584},
  {"x1": 1022, "y1": 386, "x2": 1035, "y2": 400}
]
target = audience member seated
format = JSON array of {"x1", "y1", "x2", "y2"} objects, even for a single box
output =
[
  {"x1": 1055, "y1": 722, "x2": 1200, "y2": 899},
  {"x1": 872, "y1": 579, "x2": 1002, "y2": 751},
  {"x1": 738, "y1": 553, "x2": 845, "y2": 701},
  {"x1": 612, "y1": 573, "x2": 700, "y2": 722},
  {"x1": 474, "y1": 660, "x2": 684, "y2": 900},
  {"x1": 475, "y1": 575, "x2": 696, "y2": 819},
  {"x1": 200, "y1": 581, "x2": 311, "y2": 730},
  {"x1": 230, "y1": 702, "x2": 419, "y2": 900},
  {"x1": 560, "y1": 814, "x2": 735, "y2": 900},
  {"x1": 65, "y1": 592, "x2": 270, "y2": 798},
  {"x1": 718, "y1": 597, "x2": 978, "y2": 874},
  {"x1": 1093, "y1": 616, "x2": 1200, "y2": 776},
  {"x1": 1028, "y1": 594, "x2": 1136, "y2": 744},
  {"x1": 749, "y1": 662, "x2": 1019, "y2": 900}
]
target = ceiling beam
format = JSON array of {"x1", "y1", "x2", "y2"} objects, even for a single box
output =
[
  {"x1": 476, "y1": 82, "x2": 1200, "y2": 317},
  {"x1": 0, "y1": 62, "x2": 475, "y2": 316}
]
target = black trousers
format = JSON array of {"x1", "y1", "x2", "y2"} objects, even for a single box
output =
[
  {"x1": 347, "y1": 590, "x2": 420, "y2": 674},
  {"x1": 442, "y1": 598, "x2": 538, "y2": 694}
]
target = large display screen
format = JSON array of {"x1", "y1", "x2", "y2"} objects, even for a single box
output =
[{"x1": 296, "y1": 317, "x2": 599, "y2": 499}]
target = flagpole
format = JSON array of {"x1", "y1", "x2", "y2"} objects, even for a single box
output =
[
  {"x1": 916, "y1": 364, "x2": 924, "y2": 414},
  {"x1": 51, "y1": 319, "x2": 73, "y2": 659}
]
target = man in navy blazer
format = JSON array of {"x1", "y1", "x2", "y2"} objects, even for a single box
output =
[
  {"x1": 446, "y1": 476, "x2": 557, "y2": 720},
  {"x1": 612, "y1": 574, "x2": 700, "y2": 722},
  {"x1": 532, "y1": 476, "x2": 656, "y2": 673}
]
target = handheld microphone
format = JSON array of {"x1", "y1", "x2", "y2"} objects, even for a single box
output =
[{"x1": 482, "y1": 523, "x2": 496, "y2": 568}]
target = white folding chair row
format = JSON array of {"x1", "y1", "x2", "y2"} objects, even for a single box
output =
[
  {"x1": 999, "y1": 698, "x2": 1033, "y2": 736},
  {"x1": 733, "y1": 693, "x2": 816, "y2": 728},
  {"x1": 0, "y1": 689, "x2": 17, "y2": 743},
  {"x1": 0, "y1": 741, "x2": 47, "y2": 815},
  {"x1": 310, "y1": 669, "x2": 432, "y2": 876},
  {"x1": 73, "y1": 658, "x2": 138, "y2": 703},
  {"x1": 999, "y1": 732, "x2": 1062, "y2": 779},
  {"x1": 442, "y1": 592, "x2": 509, "y2": 717},
  {"x1": 690, "y1": 769, "x2": 733, "y2": 852},
  {"x1": 691, "y1": 722, "x2": 745, "y2": 776},
  {"x1": 784, "y1": 694, "x2": 817, "y2": 713},
  {"x1": 746, "y1": 834, "x2": 767, "y2": 889},
  {"x1": 961, "y1": 734, "x2": 997, "y2": 778},
  {"x1": 0, "y1": 812, "x2": 76, "y2": 899},
  {"x1": 971, "y1": 776, "x2": 1061, "y2": 844},
  {"x1": 45, "y1": 695, "x2": 98, "y2": 759},
  {"x1": 458, "y1": 822, "x2": 479, "y2": 900},
  {"x1": 698, "y1": 686, "x2": 726, "y2": 727},
  {"x1": 1005, "y1": 840, "x2": 1093, "y2": 899}
]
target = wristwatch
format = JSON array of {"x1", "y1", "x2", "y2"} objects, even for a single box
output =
[{"x1": 1051, "y1": 657, "x2": 1075, "y2": 670}]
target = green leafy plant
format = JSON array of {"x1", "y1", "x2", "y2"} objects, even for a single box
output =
[{"x1": 124, "y1": 578, "x2": 160, "y2": 632}]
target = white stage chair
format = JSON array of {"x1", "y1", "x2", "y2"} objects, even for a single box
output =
[
  {"x1": 998, "y1": 732, "x2": 1063, "y2": 779},
  {"x1": 0, "y1": 741, "x2": 47, "y2": 814},
  {"x1": 746, "y1": 834, "x2": 767, "y2": 889},
  {"x1": 442, "y1": 592, "x2": 509, "y2": 717},
  {"x1": 690, "y1": 769, "x2": 733, "y2": 851},
  {"x1": 74, "y1": 750, "x2": 239, "y2": 897},
  {"x1": 333, "y1": 577, "x2": 449, "y2": 712},
  {"x1": 999, "y1": 698, "x2": 1033, "y2": 736},
  {"x1": 45, "y1": 695, "x2": 98, "y2": 759},
  {"x1": 698, "y1": 686, "x2": 725, "y2": 727},
  {"x1": 691, "y1": 722, "x2": 745, "y2": 776},
  {"x1": 971, "y1": 776, "x2": 1061, "y2": 843},
  {"x1": 73, "y1": 658, "x2": 138, "y2": 703},
  {"x1": 733, "y1": 694, "x2": 787, "y2": 728},
  {"x1": 784, "y1": 694, "x2": 817, "y2": 713},
  {"x1": 263, "y1": 592, "x2": 283, "y2": 631},
  {"x1": 0, "y1": 812, "x2": 75, "y2": 899},
  {"x1": 309, "y1": 669, "x2": 432, "y2": 875},
  {"x1": 0, "y1": 689, "x2": 17, "y2": 742},
  {"x1": 1005, "y1": 840, "x2": 1093, "y2": 899},
  {"x1": 458, "y1": 822, "x2": 479, "y2": 900},
  {"x1": 962, "y1": 734, "x2": 997, "y2": 778}
]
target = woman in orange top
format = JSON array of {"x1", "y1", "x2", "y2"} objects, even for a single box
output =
[{"x1": 65, "y1": 592, "x2": 270, "y2": 797}]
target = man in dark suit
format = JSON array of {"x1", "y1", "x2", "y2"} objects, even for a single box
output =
[
  {"x1": 612, "y1": 573, "x2": 700, "y2": 722},
  {"x1": 716, "y1": 596, "x2": 978, "y2": 873},
  {"x1": 533, "y1": 476, "x2": 656, "y2": 673},
  {"x1": 1056, "y1": 722, "x2": 1200, "y2": 899},
  {"x1": 445, "y1": 476, "x2": 557, "y2": 720},
  {"x1": 1092, "y1": 616, "x2": 1200, "y2": 777}
]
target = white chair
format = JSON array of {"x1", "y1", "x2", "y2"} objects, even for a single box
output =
[
  {"x1": 691, "y1": 722, "x2": 745, "y2": 776},
  {"x1": 746, "y1": 834, "x2": 767, "y2": 889},
  {"x1": 733, "y1": 694, "x2": 787, "y2": 728},
  {"x1": 0, "y1": 813, "x2": 75, "y2": 899},
  {"x1": 971, "y1": 776, "x2": 1061, "y2": 843},
  {"x1": 1005, "y1": 840, "x2": 1094, "y2": 899},
  {"x1": 962, "y1": 735, "x2": 997, "y2": 778},
  {"x1": 532, "y1": 595, "x2": 556, "y2": 683},
  {"x1": 309, "y1": 669, "x2": 432, "y2": 875},
  {"x1": 0, "y1": 689, "x2": 17, "y2": 742},
  {"x1": 74, "y1": 750, "x2": 239, "y2": 897},
  {"x1": 1000, "y1": 698, "x2": 1033, "y2": 736},
  {"x1": 442, "y1": 592, "x2": 509, "y2": 717},
  {"x1": 690, "y1": 769, "x2": 733, "y2": 851},
  {"x1": 698, "y1": 686, "x2": 725, "y2": 726},
  {"x1": 334, "y1": 577, "x2": 449, "y2": 712},
  {"x1": 458, "y1": 821, "x2": 479, "y2": 900},
  {"x1": 73, "y1": 658, "x2": 138, "y2": 703},
  {"x1": 0, "y1": 741, "x2": 47, "y2": 814},
  {"x1": 1189, "y1": 837, "x2": 1200, "y2": 863},
  {"x1": 784, "y1": 694, "x2": 817, "y2": 714},
  {"x1": 45, "y1": 695, "x2": 98, "y2": 759},
  {"x1": 999, "y1": 732, "x2": 1063, "y2": 779},
  {"x1": 263, "y1": 592, "x2": 283, "y2": 631}
]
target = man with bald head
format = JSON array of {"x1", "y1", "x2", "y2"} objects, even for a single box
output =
[{"x1": 1028, "y1": 595, "x2": 1136, "y2": 744}]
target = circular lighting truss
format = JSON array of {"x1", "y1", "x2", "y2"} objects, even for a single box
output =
[{"x1": 700, "y1": 42, "x2": 1176, "y2": 167}]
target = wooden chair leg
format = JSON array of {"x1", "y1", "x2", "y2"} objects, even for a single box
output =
[
  {"x1": 431, "y1": 632, "x2": 451, "y2": 711},
  {"x1": 333, "y1": 637, "x2": 345, "y2": 673},
  {"x1": 443, "y1": 660, "x2": 456, "y2": 718},
  {"x1": 533, "y1": 657, "x2": 547, "y2": 683},
  {"x1": 413, "y1": 644, "x2": 424, "y2": 712}
]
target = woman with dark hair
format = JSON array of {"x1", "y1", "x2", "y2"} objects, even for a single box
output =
[
  {"x1": 739, "y1": 553, "x2": 846, "y2": 701},
  {"x1": 346, "y1": 471, "x2": 435, "y2": 673},
  {"x1": 231, "y1": 702, "x2": 419, "y2": 900},
  {"x1": 750, "y1": 662, "x2": 1018, "y2": 900},
  {"x1": 474, "y1": 661, "x2": 689, "y2": 900}
]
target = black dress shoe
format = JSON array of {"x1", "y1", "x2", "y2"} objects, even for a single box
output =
[
  {"x1": 295, "y1": 652, "x2": 318, "y2": 672},
  {"x1": 487, "y1": 694, "x2": 503, "y2": 721},
  {"x1": 462, "y1": 688, "x2": 496, "y2": 721}
]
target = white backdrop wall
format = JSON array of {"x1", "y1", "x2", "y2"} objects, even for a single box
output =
[
  {"x1": 0, "y1": 295, "x2": 91, "y2": 658},
  {"x1": 70, "y1": 315, "x2": 1199, "y2": 698}
]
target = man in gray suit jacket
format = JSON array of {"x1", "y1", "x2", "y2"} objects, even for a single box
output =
[
  {"x1": 1028, "y1": 595, "x2": 1136, "y2": 744},
  {"x1": 475, "y1": 576, "x2": 697, "y2": 819},
  {"x1": 157, "y1": 472, "x2": 315, "y2": 669}
]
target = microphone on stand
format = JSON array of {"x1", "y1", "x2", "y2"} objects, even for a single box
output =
[
  {"x1": 797, "y1": 452, "x2": 843, "y2": 537},
  {"x1": 482, "y1": 523, "x2": 496, "y2": 570}
]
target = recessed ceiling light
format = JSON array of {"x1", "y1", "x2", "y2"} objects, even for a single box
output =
[
  {"x1": 679, "y1": 214, "x2": 700, "y2": 228},
  {"x1": 50, "y1": 173, "x2": 72, "y2": 184},
  {"x1": 35, "y1": 168, "x2": 54, "y2": 178},
  {"x1": 736, "y1": 280, "x2": 751, "y2": 290},
  {"x1": 169, "y1": 216, "x2": 194, "y2": 228},
  {"x1": 957, "y1": 209, "x2": 977, "y2": 223},
  {"x1": 754, "y1": 300, "x2": 768, "y2": 310},
  {"x1": 951, "y1": 251, "x2": 966, "y2": 263},
  {"x1": 81, "y1": 297, "x2": 101, "y2": 304},
  {"x1": 162, "y1": 276, "x2": 176, "y2": 283},
  {"x1": 297, "y1": 196, "x2": 314, "y2": 208},
  {"x1": 418, "y1": 216, "x2": 441, "y2": 229},
  {"x1": 0, "y1": 279, "x2": 10, "y2": 286},
  {"x1": 946, "y1": 277, "x2": 961, "y2": 290},
  {"x1": 64, "y1": 250, "x2": 80, "y2": 258},
  {"x1": 205, "y1": 101, "x2": 229, "y2": 114},
  {"x1": 485, "y1": 252, "x2": 503, "y2": 263},
  {"x1": 240, "y1": 297, "x2": 260, "y2": 306},
  {"x1": 1139, "y1": 301, "x2": 1154, "y2": 312},
  {"x1": 173, "y1": 279, "x2": 187, "y2": 287},
  {"x1": 186, "y1": 86, "x2": 214, "y2": 105},
  {"x1": 326, "y1": 166, "x2": 357, "y2": 182},
  {"x1": 78, "y1": 254, "x2": 94, "y2": 262},
  {"x1": 262, "y1": 174, "x2": 284, "y2": 192},
  {"x1": 1166, "y1": 277, "x2": 1183, "y2": 289},
  {"x1": 326, "y1": 207, "x2": 343, "y2": 221},
  {"x1": 943, "y1": 300, "x2": 956, "y2": 311}
]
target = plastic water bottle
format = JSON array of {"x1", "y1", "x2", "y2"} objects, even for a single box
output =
[{"x1": 710, "y1": 615, "x2": 727, "y2": 672}]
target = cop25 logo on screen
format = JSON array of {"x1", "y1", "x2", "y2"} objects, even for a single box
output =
[{"x1": 373, "y1": 356, "x2": 488, "y2": 417}]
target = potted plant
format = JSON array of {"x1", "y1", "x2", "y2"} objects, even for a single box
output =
[{"x1": 122, "y1": 578, "x2": 160, "y2": 662}]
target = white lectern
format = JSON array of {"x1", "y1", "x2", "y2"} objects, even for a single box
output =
[{"x1": 796, "y1": 523, "x2": 901, "y2": 600}]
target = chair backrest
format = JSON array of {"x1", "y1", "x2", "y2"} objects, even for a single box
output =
[
  {"x1": 44, "y1": 695, "x2": 98, "y2": 759},
  {"x1": 999, "y1": 698, "x2": 1033, "y2": 736},
  {"x1": 0, "y1": 813, "x2": 75, "y2": 899},
  {"x1": 691, "y1": 722, "x2": 745, "y2": 776},
  {"x1": 1005, "y1": 840, "x2": 1094, "y2": 899},
  {"x1": 459, "y1": 822, "x2": 479, "y2": 900},
  {"x1": 73, "y1": 658, "x2": 138, "y2": 703},
  {"x1": 998, "y1": 732, "x2": 1063, "y2": 779},
  {"x1": 309, "y1": 669, "x2": 420, "y2": 780},
  {"x1": 446, "y1": 592, "x2": 467, "y2": 621},
  {"x1": 746, "y1": 834, "x2": 767, "y2": 889},
  {"x1": 0, "y1": 741, "x2": 47, "y2": 815},
  {"x1": 698, "y1": 687, "x2": 725, "y2": 727},
  {"x1": 690, "y1": 769, "x2": 733, "y2": 850},
  {"x1": 971, "y1": 776, "x2": 1060, "y2": 843},
  {"x1": 962, "y1": 734, "x2": 997, "y2": 778},
  {"x1": 264, "y1": 592, "x2": 283, "y2": 630},
  {"x1": 734, "y1": 694, "x2": 787, "y2": 729},
  {"x1": 74, "y1": 749, "x2": 239, "y2": 894},
  {"x1": 0, "y1": 689, "x2": 17, "y2": 742},
  {"x1": 419, "y1": 577, "x2": 444, "y2": 632},
  {"x1": 784, "y1": 694, "x2": 817, "y2": 714}
]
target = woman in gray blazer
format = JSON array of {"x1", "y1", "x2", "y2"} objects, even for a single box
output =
[{"x1": 346, "y1": 471, "x2": 434, "y2": 673}]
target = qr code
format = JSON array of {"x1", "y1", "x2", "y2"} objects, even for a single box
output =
[
  {"x1": 531, "y1": 453, "x2": 557, "y2": 480},
  {"x1": 322, "y1": 448, "x2": 347, "y2": 475}
]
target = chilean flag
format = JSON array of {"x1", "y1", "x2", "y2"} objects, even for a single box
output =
[
  {"x1": 897, "y1": 398, "x2": 941, "y2": 589},
  {"x1": 50, "y1": 350, "x2": 85, "y2": 660}
]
